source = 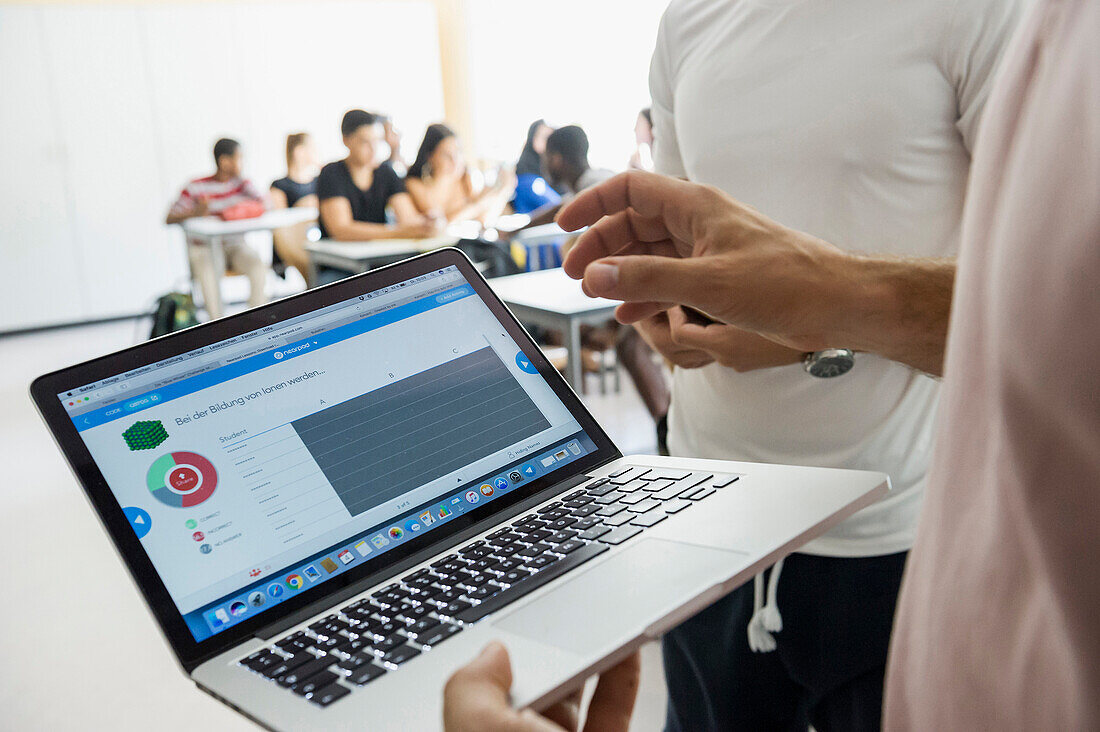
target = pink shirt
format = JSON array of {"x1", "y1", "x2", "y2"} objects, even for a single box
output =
[{"x1": 885, "y1": 0, "x2": 1100, "y2": 727}]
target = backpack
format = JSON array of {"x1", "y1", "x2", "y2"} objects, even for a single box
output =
[{"x1": 150, "y1": 292, "x2": 200, "y2": 339}]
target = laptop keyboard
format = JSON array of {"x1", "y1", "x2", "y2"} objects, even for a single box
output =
[{"x1": 238, "y1": 467, "x2": 740, "y2": 706}]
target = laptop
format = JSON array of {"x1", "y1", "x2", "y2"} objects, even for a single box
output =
[{"x1": 31, "y1": 248, "x2": 888, "y2": 731}]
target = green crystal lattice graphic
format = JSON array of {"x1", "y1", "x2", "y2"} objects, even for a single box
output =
[{"x1": 122, "y1": 420, "x2": 169, "y2": 451}]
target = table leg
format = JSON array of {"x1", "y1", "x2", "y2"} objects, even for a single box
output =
[
  {"x1": 567, "y1": 318, "x2": 584, "y2": 394},
  {"x1": 209, "y1": 235, "x2": 227, "y2": 318}
]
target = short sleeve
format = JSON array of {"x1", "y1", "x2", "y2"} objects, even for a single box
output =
[
  {"x1": 649, "y1": 7, "x2": 689, "y2": 179},
  {"x1": 168, "y1": 185, "x2": 195, "y2": 217},
  {"x1": 940, "y1": 0, "x2": 1031, "y2": 152},
  {"x1": 315, "y1": 163, "x2": 345, "y2": 202},
  {"x1": 379, "y1": 163, "x2": 407, "y2": 202}
]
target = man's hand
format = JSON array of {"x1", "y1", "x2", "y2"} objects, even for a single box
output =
[
  {"x1": 557, "y1": 171, "x2": 953, "y2": 375},
  {"x1": 633, "y1": 312, "x2": 714, "y2": 369},
  {"x1": 666, "y1": 307, "x2": 804, "y2": 373},
  {"x1": 558, "y1": 171, "x2": 848, "y2": 352},
  {"x1": 194, "y1": 196, "x2": 211, "y2": 218},
  {"x1": 443, "y1": 642, "x2": 639, "y2": 732}
]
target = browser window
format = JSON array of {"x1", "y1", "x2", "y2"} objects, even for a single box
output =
[{"x1": 61, "y1": 266, "x2": 597, "y2": 641}]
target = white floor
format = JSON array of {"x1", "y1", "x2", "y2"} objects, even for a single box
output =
[{"x1": 0, "y1": 318, "x2": 668, "y2": 731}]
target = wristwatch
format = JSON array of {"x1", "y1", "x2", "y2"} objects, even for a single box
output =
[{"x1": 802, "y1": 348, "x2": 855, "y2": 378}]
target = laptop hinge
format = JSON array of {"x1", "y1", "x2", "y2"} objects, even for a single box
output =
[{"x1": 254, "y1": 471, "x2": 595, "y2": 641}]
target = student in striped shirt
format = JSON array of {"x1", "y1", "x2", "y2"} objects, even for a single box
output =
[{"x1": 166, "y1": 138, "x2": 268, "y2": 320}]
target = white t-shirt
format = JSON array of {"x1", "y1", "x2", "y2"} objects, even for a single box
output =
[{"x1": 651, "y1": 0, "x2": 1026, "y2": 556}]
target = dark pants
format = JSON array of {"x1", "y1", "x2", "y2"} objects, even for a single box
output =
[{"x1": 662, "y1": 551, "x2": 908, "y2": 732}]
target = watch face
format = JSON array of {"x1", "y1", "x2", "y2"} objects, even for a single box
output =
[{"x1": 809, "y1": 351, "x2": 854, "y2": 378}]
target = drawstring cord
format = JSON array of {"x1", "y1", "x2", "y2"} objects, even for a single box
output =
[{"x1": 747, "y1": 557, "x2": 785, "y2": 653}]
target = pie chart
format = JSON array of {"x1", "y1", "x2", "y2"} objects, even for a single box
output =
[{"x1": 146, "y1": 451, "x2": 218, "y2": 508}]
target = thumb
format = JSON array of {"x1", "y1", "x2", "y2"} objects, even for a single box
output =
[{"x1": 581, "y1": 255, "x2": 706, "y2": 309}]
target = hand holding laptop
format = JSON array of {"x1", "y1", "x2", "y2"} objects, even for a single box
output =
[{"x1": 444, "y1": 642, "x2": 639, "y2": 732}]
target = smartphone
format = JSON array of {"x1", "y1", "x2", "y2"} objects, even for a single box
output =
[{"x1": 681, "y1": 306, "x2": 721, "y2": 327}]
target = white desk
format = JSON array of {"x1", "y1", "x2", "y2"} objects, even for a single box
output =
[
  {"x1": 488, "y1": 268, "x2": 618, "y2": 389},
  {"x1": 305, "y1": 236, "x2": 458, "y2": 282},
  {"x1": 180, "y1": 207, "x2": 318, "y2": 312}
]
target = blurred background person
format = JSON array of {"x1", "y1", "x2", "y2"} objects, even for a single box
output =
[
  {"x1": 316, "y1": 109, "x2": 438, "y2": 242},
  {"x1": 542, "y1": 124, "x2": 615, "y2": 197},
  {"x1": 511, "y1": 119, "x2": 560, "y2": 214},
  {"x1": 165, "y1": 137, "x2": 267, "y2": 319},
  {"x1": 269, "y1": 132, "x2": 319, "y2": 287},
  {"x1": 379, "y1": 114, "x2": 408, "y2": 175},
  {"x1": 628, "y1": 107, "x2": 654, "y2": 171},
  {"x1": 405, "y1": 123, "x2": 515, "y2": 226}
]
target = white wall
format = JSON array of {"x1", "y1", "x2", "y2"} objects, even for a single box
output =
[
  {"x1": 465, "y1": 0, "x2": 669, "y2": 172},
  {"x1": 0, "y1": 1, "x2": 445, "y2": 333}
]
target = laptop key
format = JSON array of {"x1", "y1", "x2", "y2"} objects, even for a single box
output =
[
  {"x1": 627, "y1": 498, "x2": 662, "y2": 514},
  {"x1": 309, "y1": 683, "x2": 351, "y2": 707},
  {"x1": 573, "y1": 516, "x2": 602, "y2": 530},
  {"x1": 382, "y1": 644, "x2": 421, "y2": 666},
  {"x1": 500, "y1": 568, "x2": 533, "y2": 584},
  {"x1": 603, "y1": 512, "x2": 634, "y2": 527},
  {"x1": 291, "y1": 670, "x2": 339, "y2": 696},
  {"x1": 547, "y1": 530, "x2": 579, "y2": 544},
  {"x1": 563, "y1": 489, "x2": 588, "y2": 501},
  {"x1": 585, "y1": 482, "x2": 620, "y2": 499},
  {"x1": 619, "y1": 492, "x2": 648, "y2": 506},
  {"x1": 653, "y1": 483, "x2": 692, "y2": 501},
  {"x1": 686, "y1": 487, "x2": 717, "y2": 501},
  {"x1": 598, "y1": 526, "x2": 643, "y2": 545},
  {"x1": 536, "y1": 502, "x2": 564, "y2": 514},
  {"x1": 261, "y1": 651, "x2": 314, "y2": 680},
  {"x1": 608, "y1": 467, "x2": 651, "y2": 484},
  {"x1": 549, "y1": 517, "x2": 577, "y2": 530},
  {"x1": 455, "y1": 543, "x2": 609, "y2": 624},
  {"x1": 630, "y1": 512, "x2": 668, "y2": 528},
  {"x1": 570, "y1": 504, "x2": 602, "y2": 518},
  {"x1": 596, "y1": 503, "x2": 627, "y2": 517},
  {"x1": 593, "y1": 491, "x2": 626, "y2": 505},
  {"x1": 617, "y1": 479, "x2": 650, "y2": 493},
  {"x1": 554, "y1": 539, "x2": 585, "y2": 554},
  {"x1": 467, "y1": 585, "x2": 499, "y2": 601},
  {"x1": 406, "y1": 618, "x2": 442, "y2": 637},
  {"x1": 336, "y1": 654, "x2": 371, "y2": 673},
  {"x1": 578, "y1": 525, "x2": 611, "y2": 540},
  {"x1": 663, "y1": 498, "x2": 692, "y2": 514},
  {"x1": 523, "y1": 554, "x2": 558, "y2": 572},
  {"x1": 683, "y1": 473, "x2": 714, "y2": 488},
  {"x1": 649, "y1": 469, "x2": 691, "y2": 481},
  {"x1": 440, "y1": 600, "x2": 474, "y2": 617},
  {"x1": 277, "y1": 656, "x2": 335, "y2": 687},
  {"x1": 712, "y1": 475, "x2": 741, "y2": 488},
  {"x1": 420, "y1": 623, "x2": 462, "y2": 647},
  {"x1": 347, "y1": 663, "x2": 387, "y2": 686},
  {"x1": 242, "y1": 650, "x2": 280, "y2": 671}
]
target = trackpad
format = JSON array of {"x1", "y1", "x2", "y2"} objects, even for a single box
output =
[{"x1": 493, "y1": 538, "x2": 749, "y2": 655}]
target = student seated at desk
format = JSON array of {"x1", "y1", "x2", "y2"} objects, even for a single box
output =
[
  {"x1": 511, "y1": 119, "x2": 561, "y2": 215},
  {"x1": 317, "y1": 109, "x2": 439, "y2": 241},
  {"x1": 405, "y1": 123, "x2": 515, "y2": 227},
  {"x1": 269, "y1": 132, "x2": 319, "y2": 286},
  {"x1": 165, "y1": 137, "x2": 267, "y2": 320}
]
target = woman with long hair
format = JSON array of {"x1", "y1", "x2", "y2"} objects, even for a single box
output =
[
  {"x1": 405, "y1": 123, "x2": 514, "y2": 226},
  {"x1": 269, "y1": 132, "x2": 319, "y2": 286}
]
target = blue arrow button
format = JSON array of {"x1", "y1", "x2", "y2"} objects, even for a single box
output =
[
  {"x1": 123, "y1": 506, "x2": 152, "y2": 539},
  {"x1": 515, "y1": 351, "x2": 538, "y2": 374},
  {"x1": 521, "y1": 463, "x2": 536, "y2": 478}
]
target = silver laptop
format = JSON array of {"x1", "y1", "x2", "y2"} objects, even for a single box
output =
[{"x1": 31, "y1": 248, "x2": 888, "y2": 731}]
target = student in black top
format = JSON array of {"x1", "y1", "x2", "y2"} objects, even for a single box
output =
[
  {"x1": 269, "y1": 132, "x2": 319, "y2": 285},
  {"x1": 317, "y1": 110, "x2": 438, "y2": 241}
]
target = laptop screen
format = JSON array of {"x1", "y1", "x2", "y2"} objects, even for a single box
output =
[{"x1": 57, "y1": 264, "x2": 600, "y2": 642}]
